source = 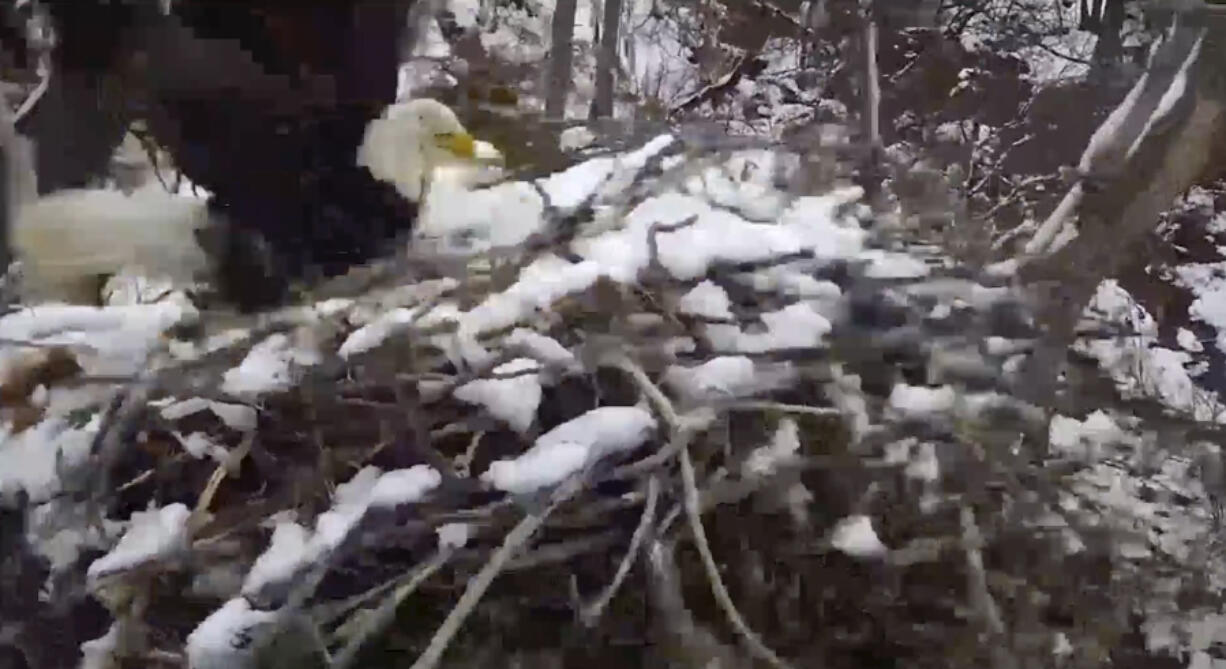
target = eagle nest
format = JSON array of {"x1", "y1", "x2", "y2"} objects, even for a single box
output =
[{"x1": 0, "y1": 129, "x2": 1213, "y2": 669}]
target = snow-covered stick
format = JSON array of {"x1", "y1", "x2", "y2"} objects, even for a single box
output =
[
  {"x1": 408, "y1": 474, "x2": 585, "y2": 669},
  {"x1": 619, "y1": 356, "x2": 796, "y2": 669},
  {"x1": 579, "y1": 474, "x2": 659, "y2": 626},
  {"x1": 239, "y1": 473, "x2": 408, "y2": 667}
]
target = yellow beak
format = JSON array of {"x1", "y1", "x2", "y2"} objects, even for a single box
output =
[{"x1": 436, "y1": 132, "x2": 476, "y2": 159}]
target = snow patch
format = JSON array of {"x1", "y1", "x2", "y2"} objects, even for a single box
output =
[
  {"x1": 860, "y1": 249, "x2": 931, "y2": 280},
  {"x1": 1, "y1": 415, "x2": 98, "y2": 503},
  {"x1": 79, "y1": 623, "x2": 121, "y2": 669},
  {"x1": 1049, "y1": 410, "x2": 1132, "y2": 461},
  {"x1": 830, "y1": 515, "x2": 887, "y2": 558},
  {"x1": 185, "y1": 597, "x2": 280, "y2": 669},
  {"x1": 160, "y1": 397, "x2": 257, "y2": 432},
  {"x1": 888, "y1": 384, "x2": 956, "y2": 418},
  {"x1": 0, "y1": 301, "x2": 194, "y2": 376},
  {"x1": 436, "y1": 522, "x2": 471, "y2": 550},
  {"x1": 678, "y1": 280, "x2": 734, "y2": 320},
  {"x1": 221, "y1": 332, "x2": 321, "y2": 398},
  {"x1": 665, "y1": 356, "x2": 757, "y2": 403},
  {"x1": 1078, "y1": 280, "x2": 1225, "y2": 422},
  {"x1": 87, "y1": 503, "x2": 191, "y2": 581},
  {"x1": 559, "y1": 126, "x2": 597, "y2": 152},
  {"x1": 454, "y1": 358, "x2": 543, "y2": 433},
  {"x1": 504, "y1": 328, "x2": 580, "y2": 373},
  {"x1": 744, "y1": 418, "x2": 801, "y2": 477},
  {"x1": 483, "y1": 407, "x2": 657, "y2": 493},
  {"x1": 241, "y1": 465, "x2": 440, "y2": 596}
]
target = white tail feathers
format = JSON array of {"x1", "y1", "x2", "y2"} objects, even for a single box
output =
[
  {"x1": 3, "y1": 109, "x2": 211, "y2": 305},
  {"x1": 11, "y1": 185, "x2": 213, "y2": 303}
]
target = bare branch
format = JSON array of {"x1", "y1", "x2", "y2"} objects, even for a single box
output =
[
  {"x1": 579, "y1": 475, "x2": 659, "y2": 625},
  {"x1": 408, "y1": 475, "x2": 585, "y2": 669},
  {"x1": 330, "y1": 549, "x2": 454, "y2": 669},
  {"x1": 620, "y1": 355, "x2": 795, "y2": 669}
]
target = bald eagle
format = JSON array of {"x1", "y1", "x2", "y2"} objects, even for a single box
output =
[
  {"x1": 3, "y1": 1, "x2": 486, "y2": 311},
  {"x1": 6, "y1": 98, "x2": 482, "y2": 307}
]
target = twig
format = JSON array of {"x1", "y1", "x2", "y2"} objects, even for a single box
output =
[
  {"x1": 580, "y1": 475, "x2": 659, "y2": 626},
  {"x1": 128, "y1": 126, "x2": 175, "y2": 193},
  {"x1": 141, "y1": 649, "x2": 185, "y2": 665},
  {"x1": 330, "y1": 549, "x2": 453, "y2": 669},
  {"x1": 679, "y1": 439, "x2": 796, "y2": 669},
  {"x1": 720, "y1": 401, "x2": 843, "y2": 416},
  {"x1": 669, "y1": 51, "x2": 757, "y2": 118},
  {"x1": 619, "y1": 356, "x2": 795, "y2": 669},
  {"x1": 607, "y1": 434, "x2": 688, "y2": 479},
  {"x1": 505, "y1": 529, "x2": 623, "y2": 571},
  {"x1": 115, "y1": 467, "x2": 157, "y2": 494},
  {"x1": 420, "y1": 350, "x2": 515, "y2": 403},
  {"x1": 747, "y1": 0, "x2": 818, "y2": 37},
  {"x1": 689, "y1": 346, "x2": 829, "y2": 363},
  {"x1": 82, "y1": 364, "x2": 160, "y2": 514},
  {"x1": 408, "y1": 475, "x2": 584, "y2": 669},
  {"x1": 608, "y1": 405, "x2": 719, "y2": 481},
  {"x1": 452, "y1": 430, "x2": 484, "y2": 478},
  {"x1": 187, "y1": 432, "x2": 254, "y2": 535},
  {"x1": 617, "y1": 356, "x2": 681, "y2": 429},
  {"x1": 959, "y1": 505, "x2": 1006, "y2": 637},
  {"x1": 646, "y1": 215, "x2": 700, "y2": 275},
  {"x1": 645, "y1": 537, "x2": 743, "y2": 667},
  {"x1": 11, "y1": 64, "x2": 47, "y2": 123}
]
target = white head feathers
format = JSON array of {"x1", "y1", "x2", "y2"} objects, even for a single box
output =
[{"x1": 356, "y1": 98, "x2": 480, "y2": 203}]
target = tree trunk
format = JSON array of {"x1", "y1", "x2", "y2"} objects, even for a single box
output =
[
  {"x1": 861, "y1": 14, "x2": 880, "y2": 148},
  {"x1": 546, "y1": 0, "x2": 578, "y2": 119},
  {"x1": 857, "y1": 2, "x2": 884, "y2": 206},
  {"x1": 0, "y1": 118, "x2": 10, "y2": 274},
  {"x1": 1013, "y1": 5, "x2": 1226, "y2": 412},
  {"x1": 591, "y1": 0, "x2": 622, "y2": 119},
  {"x1": 0, "y1": 105, "x2": 37, "y2": 280},
  {"x1": 1080, "y1": 0, "x2": 1101, "y2": 31},
  {"x1": 1090, "y1": 0, "x2": 1127, "y2": 78},
  {"x1": 799, "y1": 0, "x2": 828, "y2": 69}
]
